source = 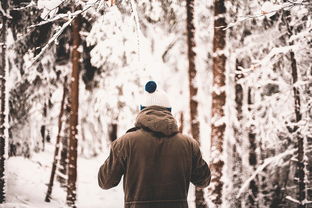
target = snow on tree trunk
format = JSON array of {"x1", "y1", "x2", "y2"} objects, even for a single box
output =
[
  {"x1": 290, "y1": 36, "x2": 305, "y2": 208},
  {"x1": 0, "y1": 0, "x2": 8, "y2": 203},
  {"x1": 283, "y1": 11, "x2": 307, "y2": 207},
  {"x1": 45, "y1": 77, "x2": 68, "y2": 202},
  {"x1": 291, "y1": 50, "x2": 305, "y2": 208},
  {"x1": 58, "y1": 96, "x2": 70, "y2": 187},
  {"x1": 186, "y1": 0, "x2": 207, "y2": 207},
  {"x1": 226, "y1": 59, "x2": 244, "y2": 208},
  {"x1": 66, "y1": 14, "x2": 81, "y2": 208},
  {"x1": 209, "y1": 0, "x2": 226, "y2": 206}
]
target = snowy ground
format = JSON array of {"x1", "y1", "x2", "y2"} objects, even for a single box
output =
[{"x1": 1, "y1": 144, "x2": 196, "y2": 208}]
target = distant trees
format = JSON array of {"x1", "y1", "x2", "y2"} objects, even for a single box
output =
[
  {"x1": 224, "y1": 1, "x2": 312, "y2": 208},
  {"x1": 8, "y1": 0, "x2": 54, "y2": 158}
]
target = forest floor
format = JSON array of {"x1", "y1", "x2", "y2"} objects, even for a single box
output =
[
  {"x1": 0, "y1": 144, "x2": 196, "y2": 208},
  {"x1": 1, "y1": 144, "x2": 123, "y2": 208}
]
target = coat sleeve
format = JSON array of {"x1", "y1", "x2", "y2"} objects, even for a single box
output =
[
  {"x1": 190, "y1": 141, "x2": 211, "y2": 188},
  {"x1": 98, "y1": 140, "x2": 126, "y2": 189}
]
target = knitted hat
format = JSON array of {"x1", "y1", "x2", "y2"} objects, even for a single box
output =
[{"x1": 140, "y1": 81, "x2": 171, "y2": 111}]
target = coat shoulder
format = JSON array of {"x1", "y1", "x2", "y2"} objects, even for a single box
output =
[
  {"x1": 115, "y1": 127, "x2": 143, "y2": 144},
  {"x1": 176, "y1": 133, "x2": 199, "y2": 144}
]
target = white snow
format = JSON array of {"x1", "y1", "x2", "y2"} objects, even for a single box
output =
[{"x1": 3, "y1": 144, "x2": 122, "y2": 208}]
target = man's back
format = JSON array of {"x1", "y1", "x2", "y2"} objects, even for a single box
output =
[{"x1": 98, "y1": 106, "x2": 210, "y2": 208}]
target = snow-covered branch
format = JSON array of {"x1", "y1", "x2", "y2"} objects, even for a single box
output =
[
  {"x1": 224, "y1": 1, "x2": 311, "y2": 30},
  {"x1": 28, "y1": 17, "x2": 74, "y2": 69},
  {"x1": 236, "y1": 149, "x2": 296, "y2": 198},
  {"x1": 286, "y1": 196, "x2": 301, "y2": 204},
  {"x1": 253, "y1": 45, "x2": 297, "y2": 68},
  {"x1": 29, "y1": 11, "x2": 83, "y2": 28},
  {"x1": 12, "y1": 1, "x2": 37, "y2": 11},
  {"x1": 28, "y1": 0, "x2": 102, "y2": 69},
  {"x1": 0, "y1": 2, "x2": 12, "y2": 19},
  {"x1": 286, "y1": 196, "x2": 312, "y2": 205}
]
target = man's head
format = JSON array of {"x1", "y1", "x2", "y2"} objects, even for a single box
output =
[{"x1": 140, "y1": 81, "x2": 172, "y2": 112}]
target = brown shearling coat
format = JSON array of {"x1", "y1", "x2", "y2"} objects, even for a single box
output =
[{"x1": 98, "y1": 106, "x2": 211, "y2": 208}]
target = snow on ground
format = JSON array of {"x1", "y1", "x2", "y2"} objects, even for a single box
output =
[{"x1": 1, "y1": 144, "x2": 196, "y2": 208}]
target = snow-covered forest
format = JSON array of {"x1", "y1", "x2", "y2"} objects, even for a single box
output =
[{"x1": 0, "y1": 0, "x2": 311, "y2": 207}]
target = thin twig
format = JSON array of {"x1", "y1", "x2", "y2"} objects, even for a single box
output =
[{"x1": 12, "y1": 1, "x2": 36, "y2": 11}]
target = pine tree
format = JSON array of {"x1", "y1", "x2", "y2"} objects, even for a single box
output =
[
  {"x1": 0, "y1": 0, "x2": 8, "y2": 203},
  {"x1": 209, "y1": 0, "x2": 226, "y2": 206},
  {"x1": 66, "y1": 13, "x2": 81, "y2": 207},
  {"x1": 186, "y1": 0, "x2": 207, "y2": 207}
]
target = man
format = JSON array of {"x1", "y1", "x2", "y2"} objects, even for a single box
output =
[{"x1": 98, "y1": 81, "x2": 211, "y2": 208}]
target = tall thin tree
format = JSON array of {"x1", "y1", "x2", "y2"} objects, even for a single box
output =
[
  {"x1": 209, "y1": 0, "x2": 227, "y2": 206},
  {"x1": 285, "y1": 16, "x2": 305, "y2": 208},
  {"x1": 247, "y1": 88, "x2": 258, "y2": 206},
  {"x1": 45, "y1": 77, "x2": 68, "y2": 202},
  {"x1": 186, "y1": 0, "x2": 207, "y2": 207},
  {"x1": 66, "y1": 14, "x2": 81, "y2": 207},
  {"x1": 58, "y1": 95, "x2": 70, "y2": 187},
  {"x1": 228, "y1": 59, "x2": 244, "y2": 208},
  {"x1": 0, "y1": 0, "x2": 8, "y2": 203}
]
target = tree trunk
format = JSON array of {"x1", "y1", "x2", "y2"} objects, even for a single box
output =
[
  {"x1": 108, "y1": 123, "x2": 118, "y2": 142},
  {"x1": 247, "y1": 88, "x2": 258, "y2": 207},
  {"x1": 0, "y1": 0, "x2": 8, "y2": 203},
  {"x1": 66, "y1": 14, "x2": 81, "y2": 207},
  {"x1": 283, "y1": 12, "x2": 305, "y2": 208},
  {"x1": 209, "y1": 0, "x2": 226, "y2": 206},
  {"x1": 290, "y1": 45, "x2": 305, "y2": 208},
  {"x1": 58, "y1": 101, "x2": 70, "y2": 187},
  {"x1": 45, "y1": 77, "x2": 68, "y2": 202},
  {"x1": 228, "y1": 59, "x2": 243, "y2": 207},
  {"x1": 186, "y1": 0, "x2": 207, "y2": 207},
  {"x1": 41, "y1": 102, "x2": 47, "y2": 151},
  {"x1": 179, "y1": 112, "x2": 184, "y2": 133}
]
